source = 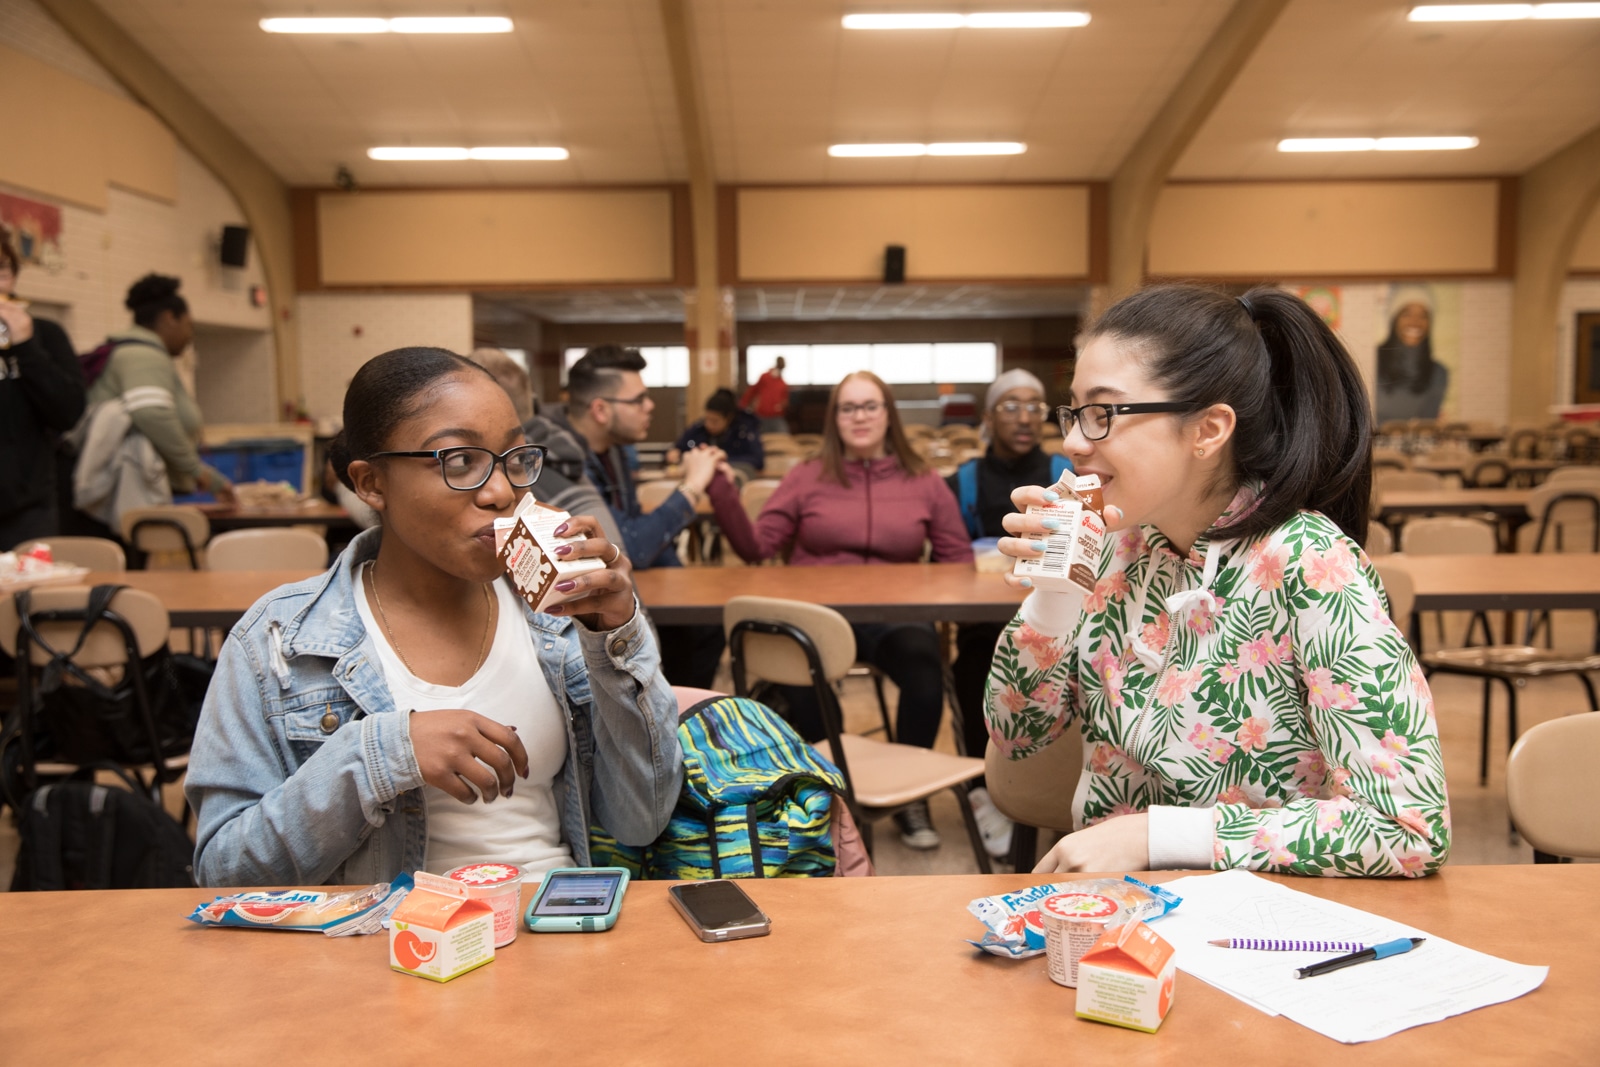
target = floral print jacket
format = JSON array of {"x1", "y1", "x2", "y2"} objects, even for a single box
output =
[{"x1": 985, "y1": 491, "x2": 1450, "y2": 878}]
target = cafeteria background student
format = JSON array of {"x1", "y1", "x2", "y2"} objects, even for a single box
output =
[
  {"x1": 0, "y1": 227, "x2": 84, "y2": 550},
  {"x1": 741, "y1": 354, "x2": 790, "y2": 433},
  {"x1": 946, "y1": 368, "x2": 1072, "y2": 858},
  {"x1": 549, "y1": 344, "x2": 727, "y2": 689},
  {"x1": 186, "y1": 346, "x2": 681, "y2": 885},
  {"x1": 669, "y1": 387, "x2": 765, "y2": 476},
  {"x1": 988, "y1": 283, "x2": 1450, "y2": 877},
  {"x1": 707, "y1": 370, "x2": 974, "y2": 850}
]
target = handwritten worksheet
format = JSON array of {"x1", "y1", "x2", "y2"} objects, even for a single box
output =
[{"x1": 1155, "y1": 870, "x2": 1548, "y2": 1043}]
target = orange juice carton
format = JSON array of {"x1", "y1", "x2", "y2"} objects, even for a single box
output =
[
  {"x1": 1074, "y1": 921, "x2": 1177, "y2": 1033},
  {"x1": 1011, "y1": 474, "x2": 1105, "y2": 596},
  {"x1": 494, "y1": 496, "x2": 605, "y2": 613},
  {"x1": 389, "y1": 872, "x2": 495, "y2": 983}
]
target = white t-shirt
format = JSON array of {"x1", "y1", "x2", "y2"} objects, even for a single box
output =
[{"x1": 355, "y1": 568, "x2": 574, "y2": 876}]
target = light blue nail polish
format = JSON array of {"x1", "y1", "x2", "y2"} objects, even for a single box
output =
[
  {"x1": 1041, "y1": 518, "x2": 1062, "y2": 531},
  {"x1": 1020, "y1": 578, "x2": 1033, "y2": 588},
  {"x1": 1031, "y1": 540, "x2": 1049, "y2": 551},
  {"x1": 1042, "y1": 490, "x2": 1060, "y2": 502}
]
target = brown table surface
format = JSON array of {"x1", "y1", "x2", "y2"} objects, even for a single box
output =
[
  {"x1": 635, "y1": 562, "x2": 1025, "y2": 625},
  {"x1": 198, "y1": 499, "x2": 355, "y2": 530},
  {"x1": 0, "y1": 866, "x2": 1589, "y2": 1064},
  {"x1": 1375, "y1": 488, "x2": 1533, "y2": 516},
  {"x1": 1381, "y1": 552, "x2": 1600, "y2": 612},
  {"x1": 85, "y1": 569, "x2": 316, "y2": 629}
]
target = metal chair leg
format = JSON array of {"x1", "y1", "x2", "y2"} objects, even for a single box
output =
[
  {"x1": 1009, "y1": 825, "x2": 1039, "y2": 872},
  {"x1": 1479, "y1": 677, "x2": 1493, "y2": 786}
]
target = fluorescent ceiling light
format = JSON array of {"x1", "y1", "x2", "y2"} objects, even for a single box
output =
[
  {"x1": 1409, "y1": 3, "x2": 1600, "y2": 19},
  {"x1": 261, "y1": 16, "x2": 512, "y2": 34},
  {"x1": 829, "y1": 142, "x2": 1026, "y2": 157},
  {"x1": 1277, "y1": 136, "x2": 1478, "y2": 152},
  {"x1": 842, "y1": 12, "x2": 1089, "y2": 29},
  {"x1": 368, "y1": 146, "x2": 567, "y2": 161}
]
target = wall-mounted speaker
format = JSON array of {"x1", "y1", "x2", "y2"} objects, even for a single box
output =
[
  {"x1": 219, "y1": 225, "x2": 250, "y2": 269},
  {"x1": 883, "y1": 244, "x2": 906, "y2": 285}
]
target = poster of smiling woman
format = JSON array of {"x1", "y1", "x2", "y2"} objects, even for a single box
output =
[{"x1": 1374, "y1": 283, "x2": 1461, "y2": 424}]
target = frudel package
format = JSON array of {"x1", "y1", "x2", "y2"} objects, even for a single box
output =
[
  {"x1": 1011, "y1": 474, "x2": 1106, "y2": 598},
  {"x1": 966, "y1": 876, "x2": 1179, "y2": 962},
  {"x1": 1075, "y1": 920, "x2": 1178, "y2": 1033},
  {"x1": 186, "y1": 874, "x2": 413, "y2": 936},
  {"x1": 494, "y1": 495, "x2": 606, "y2": 613}
]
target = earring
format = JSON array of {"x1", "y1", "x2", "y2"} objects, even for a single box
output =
[{"x1": 1196, "y1": 448, "x2": 1206, "y2": 457}]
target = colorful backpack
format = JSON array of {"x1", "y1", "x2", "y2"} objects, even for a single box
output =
[{"x1": 590, "y1": 695, "x2": 846, "y2": 878}]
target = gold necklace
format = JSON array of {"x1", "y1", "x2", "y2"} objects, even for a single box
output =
[{"x1": 367, "y1": 561, "x2": 493, "y2": 678}]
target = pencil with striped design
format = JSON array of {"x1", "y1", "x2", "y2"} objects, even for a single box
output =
[{"x1": 1207, "y1": 938, "x2": 1369, "y2": 952}]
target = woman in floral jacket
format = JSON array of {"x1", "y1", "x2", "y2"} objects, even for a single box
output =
[{"x1": 988, "y1": 284, "x2": 1448, "y2": 878}]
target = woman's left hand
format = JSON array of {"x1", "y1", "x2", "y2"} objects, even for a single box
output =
[
  {"x1": 547, "y1": 514, "x2": 636, "y2": 631},
  {"x1": 1033, "y1": 813, "x2": 1150, "y2": 874}
]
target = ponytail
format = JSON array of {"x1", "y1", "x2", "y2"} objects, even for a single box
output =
[{"x1": 1087, "y1": 284, "x2": 1372, "y2": 546}]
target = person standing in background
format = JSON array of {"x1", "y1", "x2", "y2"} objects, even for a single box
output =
[
  {"x1": 741, "y1": 355, "x2": 790, "y2": 433},
  {"x1": 1374, "y1": 286, "x2": 1447, "y2": 424},
  {"x1": 0, "y1": 228, "x2": 84, "y2": 549},
  {"x1": 946, "y1": 369, "x2": 1072, "y2": 858}
]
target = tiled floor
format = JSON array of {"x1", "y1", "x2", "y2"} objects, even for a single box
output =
[{"x1": 3, "y1": 608, "x2": 1594, "y2": 888}]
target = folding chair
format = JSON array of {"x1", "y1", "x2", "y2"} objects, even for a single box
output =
[{"x1": 1507, "y1": 712, "x2": 1600, "y2": 863}]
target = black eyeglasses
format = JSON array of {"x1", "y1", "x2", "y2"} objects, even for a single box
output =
[
  {"x1": 601, "y1": 392, "x2": 651, "y2": 407},
  {"x1": 1055, "y1": 402, "x2": 1190, "y2": 442},
  {"x1": 370, "y1": 444, "x2": 546, "y2": 491}
]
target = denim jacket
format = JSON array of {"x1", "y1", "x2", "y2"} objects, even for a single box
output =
[{"x1": 184, "y1": 528, "x2": 683, "y2": 887}]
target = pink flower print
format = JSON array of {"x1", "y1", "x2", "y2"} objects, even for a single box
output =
[
  {"x1": 1251, "y1": 827, "x2": 1291, "y2": 863},
  {"x1": 1013, "y1": 624, "x2": 1055, "y2": 662},
  {"x1": 1331, "y1": 682, "x2": 1359, "y2": 710},
  {"x1": 1370, "y1": 750, "x2": 1400, "y2": 779},
  {"x1": 989, "y1": 734, "x2": 1020, "y2": 759},
  {"x1": 998, "y1": 687, "x2": 1028, "y2": 716},
  {"x1": 1139, "y1": 612, "x2": 1171, "y2": 655},
  {"x1": 1238, "y1": 634, "x2": 1281, "y2": 676},
  {"x1": 1217, "y1": 784, "x2": 1249, "y2": 805},
  {"x1": 1276, "y1": 634, "x2": 1293, "y2": 662},
  {"x1": 1248, "y1": 543, "x2": 1289, "y2": 591},
  {"x1": 1029, "y1": 681, "x2": 1063, "y2": 706},
  {"x1": 1208, "y1": 738, "x2": 1237, "y2": 764},
  {"x1": 1315, "y1": 804, "x2": 1343, "y2": 833},
  {"x1": 1157, "y1": 668, "x2": 1202, "y2": 708},
  {"x1": 1331, "y1": 768, "x2": 1353, "y2": 797},
  {"x1": 1089, "y1": 743, "x2": 1115, "y2": 775},
  {"x1": 1300, "y1": 540, "x2": 1359, "y2": 593},
  {"x1": 1103, "y1": 666, "x2": 1125, "y2": 709},
  {"x1": 1188, "y1": 722, "x2": 1217, "y2": 749},
  {"x1": 1218, "y1": 661, "x2": 1242, "y2": 685},
  {"x1": 1400, "y1": 854, "x2": 1426, "y2": 876},
  {"x1": 1395, "y1": 809, "x2": 1430, "y2": 837},
  {"x1": 1116, "y1": 528, "x2": 1147, "y2": 561},
  {"x1": 1236, "y1": 716, "x2": 1270, "y2": 752},
  {"x1": 1089, "y1": 639, "x2": 1119, "y2": 678},
  {"x1": 1031, "y1": 641, "x2": 1064, "y2": 673},
  {"x1": 1380, "y1": 730, "x2": 1411, "y2": 758},
  {"x1": 1108, "y1": 803, "x2": 1137, "y2": 818},
  {"x1": 1304, "y1": 667, "x2": 1338, "y2": 709},
  {"x1": 1293, "y1": 751, "x2": 1328, "y2": 794},
  {"x1": 1213, "y1": 837, "x2": 1226, "y2": 863},
  {"x1": 1186, "y1": 596, "x2": 1224, "y2": 635}
]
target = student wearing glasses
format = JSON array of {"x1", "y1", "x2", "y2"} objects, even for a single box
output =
[
  {"x1": 549, "y1": 344, "x2": 727, "y2": 689},
  {"x1": 707, "y1": 371, "x2": 973, "y2": 850},
  {"x1": 946, "y1": 369, "x2": 1072, "y2": 858},
  {"x1": 186, "y1": 347, "x2": 680, "y2": 885},
  {"x1": 988, "y1": 285, "x2": 1449, "y2": 878}
]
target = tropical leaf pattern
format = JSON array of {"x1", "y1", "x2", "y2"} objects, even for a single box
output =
[{"x1": 984, "y1": 489, "x2": 1450, "y2": 878}]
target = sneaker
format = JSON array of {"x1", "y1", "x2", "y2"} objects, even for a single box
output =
[
  {"x1": 968, "y1": 787, "x2": 1014, "y2": 859},
  {"x1": 895, "y1": 800, "x2": 942, "y2": 850}
]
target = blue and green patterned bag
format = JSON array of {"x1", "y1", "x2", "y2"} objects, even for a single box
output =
[{"x1": 590, "y1": 695, "x2": 846, "y2": 878}]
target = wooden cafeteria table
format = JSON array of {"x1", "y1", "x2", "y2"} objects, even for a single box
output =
[
  {"x1": 0, "y1": 866, "x2": 1590, "y2": 1065},
  {"x1": 85, "y1": 569, "x2": 316, "y2": 629},
  {"x1": 634, "y1": 562, "x2": 1025, "y2": 626},
  {"x1": 198, "y1": 499, "x2": 355, "y2": 531},
  {"x1": 1374, "y1": 488, "x2": 1532, "y2": 549},
  {"x1": 1380, "y1": 553, "x2": 1600, "y2": 613}
]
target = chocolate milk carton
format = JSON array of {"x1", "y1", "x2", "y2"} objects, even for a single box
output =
[
  {"x1": 1011, "y1": 474, "x2": 1106, "y2": 599},
  {"x1": 494, "y1": 496, "x2": 606, "y2": 613}
]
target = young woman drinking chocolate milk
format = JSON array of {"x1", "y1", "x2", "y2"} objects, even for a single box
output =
[
  {"x1": 988, "y1": 284, "x2": 1449, "y2": 877},
  {"x1": 186, "y1": 348, "x2": 681, "y2": 886}
]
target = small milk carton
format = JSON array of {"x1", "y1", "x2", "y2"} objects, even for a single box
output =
[
  {"x1": 1011, "y1": 474, "x2": 1106, "y2": 598},
  {"x1": 494, "y1": 495, "x2": 606, "y2": 613},
  {"x1": 389, "y1": 872, "x2": 496, "y2": 983},
  {"x1": 1074, "y1": 920, "x2": 1176, "y2": 1033}
]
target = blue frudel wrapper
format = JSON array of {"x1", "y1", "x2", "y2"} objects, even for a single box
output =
[{"x1": 966, "y1": 875, "x2": 1181, "y2": 959}]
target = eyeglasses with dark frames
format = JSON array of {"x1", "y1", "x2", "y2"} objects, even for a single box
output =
[
  {"x1": 369, "y1": 444, "x2": 547, "y2": 491},
  {"x1": 1055, "y1": 402, "x2": 1190, "y2": 442},
  {"x1": 600, "y1": 391, "x2": 652, "y2": 407}
]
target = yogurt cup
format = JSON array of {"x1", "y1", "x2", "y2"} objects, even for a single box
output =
[
  {"x1": 444, "y1": 863, "x2": 525, "y2": 947},
  {"x1": 1039, "y1": 891, "x2": 1123, "y2": 988}
]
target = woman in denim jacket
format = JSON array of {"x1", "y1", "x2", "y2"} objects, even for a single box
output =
[{"x1": 186, "y1": 348, "x2": 682, "y2": 886}]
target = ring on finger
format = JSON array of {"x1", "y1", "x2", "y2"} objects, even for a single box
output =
[{"x1": 605, "y1": 543, "x2": 621, "y2": 565}]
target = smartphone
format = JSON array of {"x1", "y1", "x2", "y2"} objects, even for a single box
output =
[
  {"x1": 523, "y1": 867, "x2": 630, "y2": 933},
  {"x1": 668, "y1": 879, "x2": 771, "y2": 942}
]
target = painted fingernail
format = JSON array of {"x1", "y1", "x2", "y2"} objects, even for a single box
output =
[
  {"x1": 555, "y1": 544, "x2": 573, "y2": 557},
  {"x1": 1031, "y1": 540, "x2": 1049, "y2": 551},
  {"x1": 553, "y1": 522, "x2": 570, "y2": 536},
  {"x1": 1041, "y1": 518, "x2": 1061, "y2": 531},
  {"x1": 555, "y1": 580, "x2": 577, "y2": 592},
  {"x1": 1020, "y1": 578, "x2": 1033, "y2": 588},
  {"x1": 1042, "y1": 490, "x2": 1059, "y2": 502}
]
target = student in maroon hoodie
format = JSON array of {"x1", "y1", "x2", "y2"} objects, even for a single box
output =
[{"x1": 707, "y1": 371, "x2": 973, "y2": 850}]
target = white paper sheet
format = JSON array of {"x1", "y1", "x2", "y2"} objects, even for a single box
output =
[{"x1": 1156, "y1": 870, "x2": 1548, "y2": 1044}]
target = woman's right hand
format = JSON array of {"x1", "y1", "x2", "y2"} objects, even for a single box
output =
[
  {"x1": 0, "y1": 301, "x2": 35, "y2": 347},
  {"x1": 997, "y1": 484, "x2": 1122, "y2": 589},
  {"x1": 409, "y1": 709, "x2": 530, "y2": 803}
]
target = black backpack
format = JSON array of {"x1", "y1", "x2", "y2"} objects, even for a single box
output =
[{"x1": 10, "y1": 764, "x2": 195, "y2": 891}]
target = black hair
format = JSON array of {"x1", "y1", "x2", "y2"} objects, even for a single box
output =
[
  {"x1": 1376, "y1": 307, "x2": 1437, "y2": 395},
  {"x1": 328, "y1": 346, "x2": 496, "y2": 491},
  {"x1": 567, "y1": 344, "x2": 646, "y2": 409},
  {"x1": 1085, "y1": 284, "x2": 1371, "y2": 546},
  {"x1": 706, "y1": 388, "x2": 738, "y2": 417},
  {"x1": 125, "y1": 273, "x2": 188, "y2": 328}
]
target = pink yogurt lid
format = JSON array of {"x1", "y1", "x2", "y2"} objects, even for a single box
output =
[
  {"x1": 1038, "y1": 892, "x2": 1120, "y2": 924},
  {"x1": 445, "y1": 862, "x2": 524, "y2": 887}
]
